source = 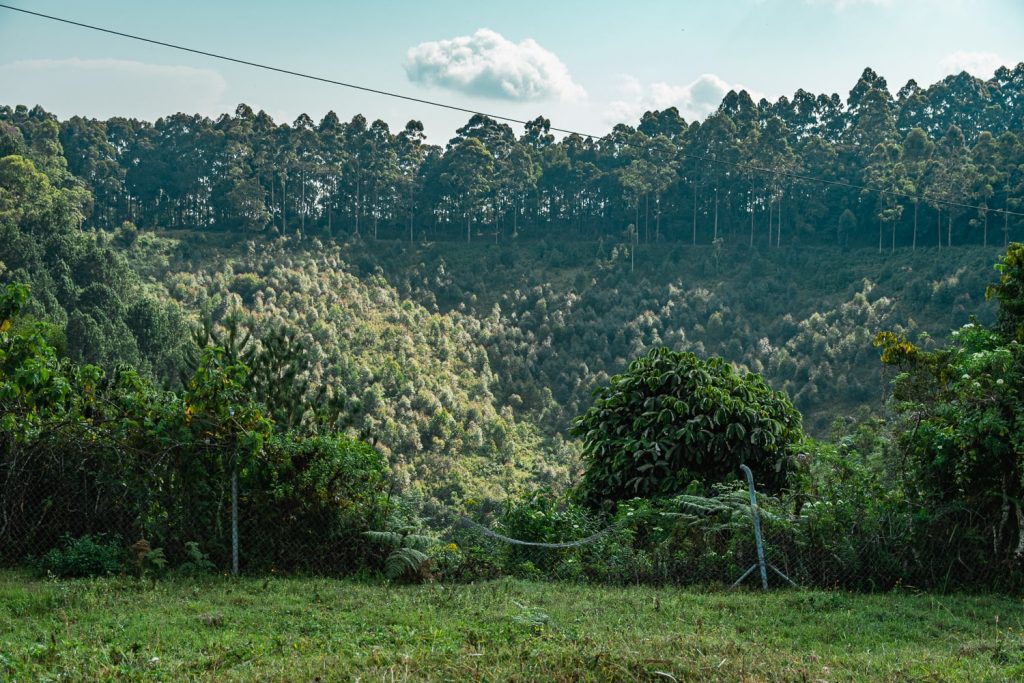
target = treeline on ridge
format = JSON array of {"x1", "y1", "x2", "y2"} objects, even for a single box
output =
[{"x1": 2, "y1": 64, "x2": 1024, "y2": 249}]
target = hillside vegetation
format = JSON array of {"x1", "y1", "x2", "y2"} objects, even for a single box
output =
[{"x1": 3, "y1": 61, "x2": 1024, "y2": 588}]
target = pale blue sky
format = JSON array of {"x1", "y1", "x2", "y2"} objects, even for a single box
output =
[{"x1": 1, "y1": 0, "x2": 1021, "y2": 141}]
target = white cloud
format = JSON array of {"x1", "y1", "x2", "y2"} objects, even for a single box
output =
[
  {"x1": 937, "y1": 50, "x2": 1005, "y2": 78},
  {"x1": 0, "y1": 58, "x2": 228, "y2": 120},
  {"x1": 404, "y1": 28, "x2": 585, "y2": 102},
  {"x1": 803, "y1": 0, "x2": 893, "y2": 10},
  {"x1": 608, "y1": 73, "x2": 761, "y2": 125}
]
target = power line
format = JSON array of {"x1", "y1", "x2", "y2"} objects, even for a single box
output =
[
  {"x1": 0, "y1": 4, "x2": 554, "y2": 133},
  {"x1": 2, "y1": 3, "x2": 1021, "y2": 219}
]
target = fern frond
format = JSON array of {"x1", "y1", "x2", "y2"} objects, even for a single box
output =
[
  {"x1": 364, "y1": 530, "x2": 405, "y2": 547},
  {"x1": 385, "y1": 547, "x2": 429, "y2": 580},
  {"x1": 401, "y1": 534, "x2": 436, "y2": 551}
]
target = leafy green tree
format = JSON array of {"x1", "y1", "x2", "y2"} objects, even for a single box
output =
[
  {"x1": 877, "y1": 244, "x2": 1024, "y2": 567},
  {"x1": 572, "y1": 347, "x2": 803, "y2": 506}
]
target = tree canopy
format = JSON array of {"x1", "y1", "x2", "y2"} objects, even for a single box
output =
[{"x1": 572, "y1": 347, "x2": 804, "y2": 506}]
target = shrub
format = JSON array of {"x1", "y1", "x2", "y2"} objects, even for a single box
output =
[
  {"x1": 242, "y1": 433, "x2": 389, "y2": 574},
  {"x1": 572, "y1": 347, "x2": 804, "y2": 506},
  {"x1": 35, "y1": 534, "x2": 124, "y2": 578}
]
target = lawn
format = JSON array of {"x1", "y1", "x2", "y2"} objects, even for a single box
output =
[{"x1": 1, "y1": 571, "x2": 1022, "y2": 681}]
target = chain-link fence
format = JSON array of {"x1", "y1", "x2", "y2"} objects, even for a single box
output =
[
  {"x1": 3, "y1": 451, "x2": 1019, "y2": 592},
  {"x1": 0, "y1": 438, "x2": 386, "y2": 577}
]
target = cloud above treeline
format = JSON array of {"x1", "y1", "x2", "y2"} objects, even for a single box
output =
[
  {"x1": 609, "y1": 73, "x2": 762, "y2": 126},
  {"x1": 802, "y1": 0, "x2": 893, "y2": 10},
  {"x1": 0, "y1": 58, "x2": 227, "y2": 120},
  {"x1": 404, "y1": 28, "x2": 586, "y2": 102},
  {"x1": 937, "y1": 50, "x2": 1006, "y2": 78}
]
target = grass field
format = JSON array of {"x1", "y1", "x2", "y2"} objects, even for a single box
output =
[{"x1": 1, "y1": 572, "x2": 1022, "y2": 681}]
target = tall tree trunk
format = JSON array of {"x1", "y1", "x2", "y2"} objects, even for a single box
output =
[
  {"x1": 692, "y1": 182, "x2": 697, "y2": 245},
  {"x1": 1005, "y1": 205, "x2": 1010, "y2": 247},
  {"x1": 983, "y1": 210, "x2": 988, "y2": 247},
  {"x1": 749, "y1": 189, "x2": 755, "y2": 248},
  {"x1": 713, "y1": 187, "x2": 719, "y2": 241},
  {"x1": 777, "y1": 191, "x2": 782, "y2": 249},
  {"x1": 878, "y1": 211, "x2": 883, "y2": 254},
  {"x1": 514, "y1": 194, "x2": 519, "y2": 238},
  {"x1": 891, "y1": 208, "x2": 896, "y2": 254},
  {"x1": 409, "y1": 182, "x2": 415, "y2": 244},
  {"x1": 644, "y1": 192, "x2": 649, "y2": 244},
  {"x1": 912, "y1": 201, "x2": 918, "y2": 251},
  {"x1": 655, "y1": 193, "x2": 661, "y2": 242},
  {"x1": 948, "y1": 213, "x2": 953, "y2": 247},
  {"x1": 937, "y1": 206, "x2": 942, "y2": 248},
  {"x1": 282, "y1": 175, "x2": 287, "y2": 234},
  {"x1": 354, "y1": 180, "x2": 361, "y2": 237}
]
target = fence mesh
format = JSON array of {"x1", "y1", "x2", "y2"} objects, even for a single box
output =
[{"x1": 2, "y1": 455, "x2": 1018, "y2": 592}]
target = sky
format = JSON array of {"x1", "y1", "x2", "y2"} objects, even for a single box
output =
[{"x1": 0, "y1": 0, "x2": 1022, "y2": 142}]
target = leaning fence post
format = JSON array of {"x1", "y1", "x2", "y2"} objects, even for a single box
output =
[
  {"x1": 732, "y1": 464, "x2": 798, "y2": 590},
  {"x1": 741, "y1": 464, "x2": 769, "y2": 590},
  {"x1": 733, "y1": 466, "x2": 770, "y2": 589}
]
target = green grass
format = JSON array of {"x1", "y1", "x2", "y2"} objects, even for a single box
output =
[{"x1": 1, "y1": 572, "x2": 1022, "y2": 681}]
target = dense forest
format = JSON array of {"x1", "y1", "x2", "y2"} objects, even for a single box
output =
[
  {"x1": 3, "y1": 65, "x2": 1024, "y2": 250},
  {"x1": 2, "y1": 62, "x2": 1024, "y2": 589}
]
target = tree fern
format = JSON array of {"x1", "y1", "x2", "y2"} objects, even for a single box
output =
[{"x1": 364, "y1": 529, "x2": 436, "y2": 580}]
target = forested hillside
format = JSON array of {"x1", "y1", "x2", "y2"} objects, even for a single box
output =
[{"x1": 1, "y1": 62, "x2": 1022, "y2": 501}]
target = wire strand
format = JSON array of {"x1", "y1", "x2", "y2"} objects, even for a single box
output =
[{"x1": 2, "y1": 3, "x2": 1021, "y2": 218}]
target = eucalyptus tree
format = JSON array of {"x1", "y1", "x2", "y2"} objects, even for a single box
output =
[
  {"x1": 519, "y1": 116, "x2": 555, "y2": 229},
  {"x1": 272, "y1": 121, "x2": 299, "y2": 235},
  {"x1": 755, "y1": 116, "x2": 800, "y2": 248},
  {"x1": 450, "y1": 115, "x2": 516, "y2": 240},
  {"x1": 930, "y1": 125, "x2": 979, "y2": 246},
  {"x1": 289, "y1": 113, "x2": 322, "y2": 236},
  {"x1": 864, "y1": 140, "x2": 912, "y2": 253},
  {"x1": 210, "y1": 104, "x2": 271, "y2": 231},
  {"x1": 58, "y1": 116, "x2": 123, "y2": 228},
  {"x1": 970, "y1": 131, "x2": 1003, "y2": 246},
  {"x1": 341, "y1": 114, "x2": 370, "y2": 237},
  {"x1": 317, "y1": 111, "x2": 346, "y2": 236},
  {"x1": 793, "y1": 135, "x2": 837, "y2": 242},
  {"x1": 895, "y1": 79, "x2": 932, "y2": 137},
  {"x1": 893, "y1": 128, "x2": 929, "y2": 250},
  {"x1": 637, "y1": 106, "x2": 687, "y2": 143},
  {"x1": 395, "y1": 120, "x2": 427, "y2": 243},
  {"x1": 367, "y1": 119, "x2": 401, "y2": 239},
  {"x1": 683, "y1": 112, "x2": 739, "y2": 245},
  {"x1": 439, "y1": 136, "x2": 494, "y2": 242},
  {"x1": 997, "y1": 131, "x2": 1024, "y2": 246}
]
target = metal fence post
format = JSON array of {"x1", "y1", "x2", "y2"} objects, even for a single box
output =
[
  {"x1": 743, "y1": 464, "x2": 769, "y2": 589},
  {"x1": 732, "y1": 464, "x2": 797, "y2": 590}
]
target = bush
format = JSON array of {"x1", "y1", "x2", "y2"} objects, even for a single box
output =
[
  {"x1": 35, "y1": 534, "x2": 124, "y2": 578},
  {"x1": 242, "y1": 433, "x2": 389, "y2": 574},
  {"x1": 572, "y1": 347, "x2": 804, "y2": 506},
  {"x1": 496, "y1": 490, "x2": 602, "y2": 575}
]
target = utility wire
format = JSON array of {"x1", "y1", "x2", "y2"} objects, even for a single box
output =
[
  {"x1": 2, "y1": 3, "x2": 1021, "y2": 218},
  {"x1": 0, "y1": 4, "x2": 552, "y2": 133}
]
